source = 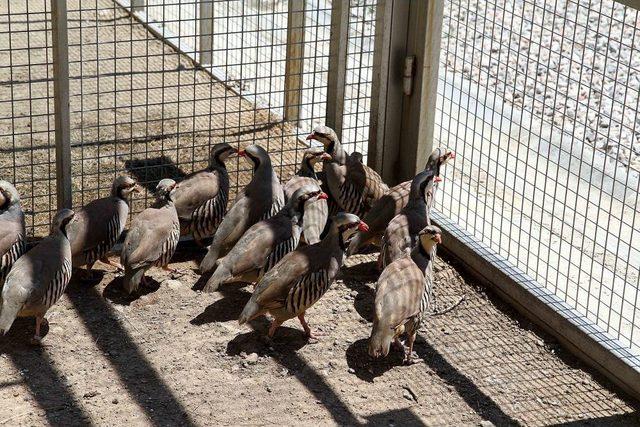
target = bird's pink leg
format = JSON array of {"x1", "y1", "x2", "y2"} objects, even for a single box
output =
[
  {"x1": 100, "y1": 256, "x2": 124, "y2": 272},
  {"x1": 403, "y1": 332, "x2": 423, "y2": 365},
  {"x1": 31, "y1": 317, "x2": 45, "y2": 345},
  {"x1": 268, "y1": 319, "x2": 283, "y2": 338},
  {"x1": 298, "y1": 314, "x2": 323, "y2": 340}
]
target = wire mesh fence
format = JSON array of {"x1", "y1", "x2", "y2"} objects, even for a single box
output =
[
  {"x1": 435, "y1": 0, "x2": 640, "y2": 354},
  {"x1": 0, "y1": 0, "x2": 377, "y2": 237}
]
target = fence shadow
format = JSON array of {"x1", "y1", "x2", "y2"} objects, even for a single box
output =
[
  {"x1": 65, "y1": 279, "x2": 197, "y2": 427},
  {"x1": 124, "y1": 156, "x2": 188, "y2": 192},
  {"x1": 0, "y1": 319, "x2": 92, "y2": 426}
]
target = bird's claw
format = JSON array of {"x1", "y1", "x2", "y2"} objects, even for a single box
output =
[{"x1": 30, "y1": 335, "x2": 43, "y2": 346}]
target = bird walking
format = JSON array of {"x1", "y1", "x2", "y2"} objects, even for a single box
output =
[
  {"x1": 380, "y1": 169, "x2": 438, "y2": 268},
  {"x1": 284, "y1": 147, "x2": 331, "y2": 244},
  {"x1": 239, "y1": 212, "x2": 368, "y2": 340},
  {"x1": 347, "y1": 148, "x2": 454, "y2": 255},
  {"x1": 121, "y1": 179, "x2": 180, "y2": 295},
  {"x1": 369, "y1": 225, "x2": 442, "y2": 364},
  {"x1": 66, "y1": 175, "x2": 139, "y2": 277},
  {"x1": 307, "y1": 126, "x2": 388, "y2": 218},
  {"x1": 0, "y1": 209, "x2": 75, "y2": 344},
  {"x1": 0, "y1": 181, "x2": 26, "y2": 294},
  {"x1": 203, "y1": 185, "x2": 328, "y2": 292},
  {"x1": 200, "y1": 144, "x2": 285, "y2": 275},
  {"x1": 172, "y1": 143, "x2": 237, "y2": 246}
]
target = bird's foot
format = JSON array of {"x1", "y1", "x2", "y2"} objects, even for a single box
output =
[
  {"x1": 403, "y1": 352, "x2": 423, "y2": 365},
  {"x1": 101, "y1": 257, "x2": 124, "y2": 273},
  {"x1": 30, "y1": 335, "x2": 43, "y2": 346},
  {"x1": 163, "y1": 266, "x2": 186, "y2": 279},
  {"x1": 392, "y1": 338, "x2": 405, "y2": 351}
]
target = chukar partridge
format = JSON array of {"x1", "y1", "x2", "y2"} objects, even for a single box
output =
[
  {"x1": 121, "y1": 179, "x2": 180, "y2": 294},
  {"x1": 239, "y1": 212, "x2": 368, "y2": 339},
  {"x1": 172, "y1": 143, "x2": 237, "y2": 246},
  {"x1": 0, "y1": 209, "x2": 75, "y2": 343},
  {"x1": 204, "y1": 184, "x2": 327, "y2": 292},
  {"x1": 347, "y1": 148, "x2": 454, "y2": 255},
  {"x1": 283, "y1": 147, "x2": 331, "y2": 244},
  {"x1": 369, "y1": 225, "x2": 442, "y2": 364},
  {"x1": 380, "y1": 170, "x2": 437, "y2": 268},
  {"x1": 0, "y1": 181, "x2": 26, "y2": 293},
  {"x1": 307, "y1": 125, "x2": 388, "y2": 217},
  {"x1": 200, "y1": 145, "x2": 285, "y2": 274},
  {"x1": 67, "y1": 176, "x2": 139, "y2": 275}
]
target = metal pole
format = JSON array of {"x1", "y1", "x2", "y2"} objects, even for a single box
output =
[
  {"x1": 199, "y1": 0, "x2": 213, "y2": 65},
  {"x1": 283, "y1": 0, "x2": 306, "y2": 124},
  {"x1": 130, "y1": 0, "x2": 145, "y2": 12},
  {"x1": 368, "y1": 0, "x2": 444, "y2": 184},
  {"x1": 51, "y1": 0, "x2": 72, "y2": 210},
  {"x1": 325, "y1": 0, "x2": 349, "y2": 141}
]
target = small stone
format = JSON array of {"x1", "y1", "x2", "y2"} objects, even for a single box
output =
[
  {"x1": 245, "y1": 353, "x2": 259, "y2": 364},
  {"x1": 403, "y1": 390, "x2": 413, "y2": 401},
  {"x1": 348, "y1": 368, "x2": 356, "y2": 374},
  {"x1": 112, "y1": 398, "x2": 119, "y2": 404},
  {"x1": 480, "y1": 421, "x2": 495, "y2": 427},
  {"x1": 164, "y1": 280, "x2": 182, "y2": 291}
]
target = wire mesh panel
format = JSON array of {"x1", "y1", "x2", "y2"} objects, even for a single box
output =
[
  {"x1": 0, "y1": 0, "x2": 56, "y2": 238},
  {"x1": 436, "y1": 0, "x2": 640, "y2": 354}
]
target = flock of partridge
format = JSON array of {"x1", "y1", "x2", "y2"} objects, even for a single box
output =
[{"x1": 0, "y1": 125, "x2": 453, "y2": 364}]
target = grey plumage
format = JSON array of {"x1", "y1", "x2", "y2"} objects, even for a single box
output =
[
  {"x1": 283, "y1": 147, "x2": 330, "y2": 244},
  {"x1": 66, "y1": 176, "x2": 139, "y2": 270},
  {"x1": 121, "y1": 179, "x2": 180, "y2": 294},
  {"x1": 200, "y1": 144, "x2": 285, "y2": 274},
  {"x1": 173, "y1": 143, "x2": 236, "y2": 245},
  {"x1": 307, "y1": 125, "x2": 388, "y2": 218},
  {"x1": 203, "y1": 184, "x2": 327, "y2": 292},
  {"x1": 347, "y1": 148, "x2": 454, "y2": 255},
  {"x1": 369, "y1": 225, "x2": 442, "y2": 363},
  {"x1": 0, "y1": 181, "x2": 26, "y2": 294},
  {"x1": 239, "y1": 212, "x2": 368, "y2": 339},
  {"x1": 0, "y1": 209, "x2": 75, "y2": 343},
  {"x1": 380, "y1": 169, "x2": 436, "y2": 267}
]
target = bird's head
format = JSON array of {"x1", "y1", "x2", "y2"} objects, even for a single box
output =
[
  {"x1": 425, "y1": 147, "x2": 455, "y2": 176},
  {"x1": 306, "y1": 125, "x2": 340, "y2": 154},
  {"x1": 155, "y1": 178, "x2": 177, "y2": 202},
  {"x1": 112, "y1": 175, "x2": 140, "y2": 199},
  {"x1": 0, "y1": 180, "x2": 20, "y2": 209},
  {"x1": 210, "y1": 143, "x2": 238, "y2": 166},
  {"x1": 289, "y1": 184, "x2": 328, "y2": 212},
  {"x1": 418, "y1": 225, "x2": 442, "y2": 253},
  {"x1": 51, "y1": 208, "x2": 75, "y2": 236},
  {"x1": 238, "y1": 144, "x2": 270, "y2": 170},
  {"x1": 333, "y1": 212, "x2": 368, "y2": 243}
]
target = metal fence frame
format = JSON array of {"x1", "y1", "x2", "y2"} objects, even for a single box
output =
[{"x1": 7, "y1": 0, "x2": 640, "y2": 401}]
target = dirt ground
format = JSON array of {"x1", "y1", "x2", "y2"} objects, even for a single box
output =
[{"x1": 0, "y1": 247, "x2": 637, "y2": 426}]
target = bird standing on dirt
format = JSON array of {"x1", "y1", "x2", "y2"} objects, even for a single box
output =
[
  {"x1": 307, "y1": 126, "x2": 388, "y2": 217},
  {"x1": 121, "y1": 179, "x2": 180, "y2": 295},
  {"x1": 347, "y1": 148, "x2": 454, "y2": 256},
  {"x1": 239, "y1": 213, "x2": 368, "y2": 340},
  {"x1": 172, "y1": 143, "x2": 237, "y2": 246},
  {"x1": 283, "y1": 147, "x2": 331, "y2": 244},
  {"x1": 380, "y1": 169, "x2": 438, "y2": 268},
  {"x1": 200, "y1": 145, "x2": 285, "y2": 275},
  {"x1": 0, "y1": 181, "x2": 26, "y2": 292},
  {"x1": 369, "y1": 225, "x2": 442, "y2": 364},
  {"x1": 203, "y1": 185, "x2": 328, "y2": 292},
  {"x1": 66, "y1": 175, "x2": 140, "y2": 276},
  {"x1": 0, "y1": 209, "x2": 75, "y2": 344}
]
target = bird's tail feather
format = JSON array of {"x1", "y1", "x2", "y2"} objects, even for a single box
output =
[
  {"x1": 123, "y1": 268, "x2": 145, "y2": 295},
  {"x1": 0, "y1": 299, "x2": 21, "y2": 336},
  {"x1": 200, "y1": 244, "x2": 221, "y2": 274},
  {"x1": 238, "y1": 298, "x2": 262, "y2": 325},
  {"x1": 203, "y1": 265, "x2": 230, "y2": 293},
  {"x1": 368, "y1": 323, "x2": 393, "y2": 358}
]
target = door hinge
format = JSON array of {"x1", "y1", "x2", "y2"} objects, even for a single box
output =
[{"x1": 403, "y1": 55, "x2": 416, "y2": 96}]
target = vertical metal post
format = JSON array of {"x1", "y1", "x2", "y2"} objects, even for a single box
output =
[
  {"x1": 283, "y1": 0, "x2": 305, "y2": 124},
  {"x1": 325, "y1": 1, "x2": 349, "y2": 141},
  {"x1": 51, "y1": 0, "x2": 72, "y2": 210},
  {"x1": 131, "y1": 0, "x2": 145, "y2": 12},
  {"x1": 199, "y1": 0, "x2": 214, "y2": 65},
  {"x1": 368, "y1": 0, "x2": 444, "y2": 184}
]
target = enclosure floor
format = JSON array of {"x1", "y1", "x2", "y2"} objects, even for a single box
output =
[{"x1": 0, "y1": 249, "x2": 637, "y2": 426}]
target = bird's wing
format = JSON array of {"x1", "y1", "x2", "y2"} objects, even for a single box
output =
[
  {"x1": 173, "y1": 170, "x2": 221, "y2": 222},
  {"x1": 122, "y1": 207, "x2": 177, "y2": 269},
  {"x1": 374, "y1": 258, "x2": 424, "y2": 328}
]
